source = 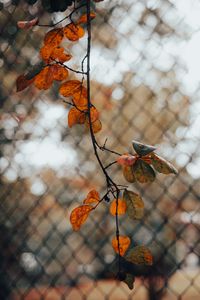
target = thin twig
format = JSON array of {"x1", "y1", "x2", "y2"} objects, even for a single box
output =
[
  {"x1": 105, "y1": 161, "x2": 117, "y2": 169},
  {"x1": 86, "y1": 0, "x2": 121, "y2": 274},
  {"x1": 37, "y1": 4, "x2": 86, "y2": 27}
]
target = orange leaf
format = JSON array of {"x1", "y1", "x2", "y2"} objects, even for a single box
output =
[
  {"x1": 73, "y1": 87, "x2": 88, "y2": 107},
  {"x1": 83, "y1": 189, "x2": 100, "y2": 205},
  {"x1": 51, "y1": 47, "x2": 72, "y2": 63},
  {"x1": 40, "y1": 45, "x2": 72, "y2": 63},
  {"x1": 17, "y1": 17, "x2": 38, "y2": 29},
  {"x1": 117, "y1": 154, "x2": 137, "y2": 166},
  {"x1": 90, "y1": 107, "x2": 100, "y2": 123},
  {"x1": 70, "y1": 205, "x2": 92, "y2": 231},
  {"x1": 77, "y1": 12, "x2": 96, "y2": 24},
  {"x1": 34, "y1": 66, "x2": 54, "y2": 90},
  {"x1": 44, "y1": 28, "x2": 64, "y2": 48},
  {"x1": 112, "y1": 236, "x2": 131, "y2": 256},
  {"x1": 85, "y1": 119, "x2": 102, "y2": 133},
  {"x1": 109, "y1": 199, "x2": 127, "y2": 216},
  {"x1": 51, "y1": 65, "x2": 68, "y2": 81},
  {"x1": 16, "y1": 74, "x2": 34, "y2": 92},
  {"x1": 59, "y1": 80, "x2": 83, "y2": 97},
  {"x1": 64, "y1": 23, "x2": 85, "y2": 41},
  {"x1": 68, "y1": 107, "x2": 86, "y2": 128}
]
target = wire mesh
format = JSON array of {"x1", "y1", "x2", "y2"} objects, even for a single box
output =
[{"x1": 0, "y1": 0, "x2": 200, "y2": 299}]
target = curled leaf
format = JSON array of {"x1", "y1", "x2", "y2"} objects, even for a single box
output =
[
  {"x1": 133, "y1": 159, "x2": 155, "y2": 183},
  {"x1": 125, "y1": 246, "x2": 153, "y2": 265},
  {"x1": 132, "y1": 140, "x2": 156, "y2": 156},
  {"x1": 151, "y1": 153, "x2": 178, "y2": 175},
  {"x1": 17, "y1": 17, "x2": 38, "y2": 29},
  {"x1": 68, "y1": 107, "x2": 86, "y2": 128},
  {"x1": 70, "y1": 205, "x2": 93, "y2": 231},
  {"x1": 83, "y1": 189, "x2": 100, "y2": 205},
  {"x1": 117, "y1": 154, "x2": 137, "y2": 166},
  {"x1": 123, "y1": 189, "x2": 144, "y2": 220},
  {"x1": 122, "y1": 166, "x2": 135, "y2": 183},
  {"x1": 64, "y1": 23, "x2": 84, "y2": 41},
  {"x1": 112, "y1": 236, "x2": 131, "y2": 256},
  {"x1": 123, "y1": 273, "x2": 135, "y2": 290},
  {"x1": 109, "y1": 199, "x2": 127, "y2": 216},
  {"x1": 77, "y1": 12, "x2": 96, "y2": 24}
]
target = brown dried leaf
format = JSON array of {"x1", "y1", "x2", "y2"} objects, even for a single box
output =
[
  {"x1": 125, "y1": 246, "x2": 153, "y2": 265},
  {"x1": 151, "y1": 153, "x2": 178, "y2": 175},
  {"x1": 123, "y1": 274, "x2": 135, "y2": 290},
  {"x1": 133, "y1": 159, "x2": 155, "y2": 183},
  {"x1": 16, "y1": 74, "x2": 34, "y2": 92},
  {"x1": 122, "y1": 166, "x2": 135, "y2": 183},
  {"x1": 123, "y1": 189, "x2": 144, "y2": 220}
]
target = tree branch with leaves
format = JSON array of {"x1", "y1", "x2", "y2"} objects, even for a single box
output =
[{"x1": 15, "y1": 0, "x2": 178, "y2": 290}]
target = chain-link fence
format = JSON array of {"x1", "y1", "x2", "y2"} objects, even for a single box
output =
[{"x1": 0, "y1": 0, "x2": 200, "y2": 299}]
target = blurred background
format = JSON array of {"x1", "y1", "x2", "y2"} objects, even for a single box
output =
[{"x1": 0, "y1": 0, "x2": 200, "y2": 299}]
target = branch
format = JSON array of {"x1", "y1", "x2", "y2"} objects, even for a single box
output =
[
  {"x1": 86, "y1": 0, "x2": 122, "y2": 274},
  {"x1": 37, "y1": 4, "x2": 86, "y2": 27}
]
